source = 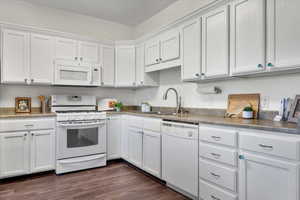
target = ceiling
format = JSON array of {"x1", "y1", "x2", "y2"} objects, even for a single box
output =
[{"x1": 20, "y1": 0, "x2": 178, "y2": 26}]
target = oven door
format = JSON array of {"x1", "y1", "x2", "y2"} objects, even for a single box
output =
[
  {"x1": 54, "y1": 62, "x2": 92, "y2": 86},
  {"x1": 57, "y1": 121, "x2": 106, "y2": 159}
]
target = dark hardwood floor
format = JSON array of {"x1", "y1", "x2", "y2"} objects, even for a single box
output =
[{"x1": 0, "y1": 161, "x2": 189, "y2": 200}]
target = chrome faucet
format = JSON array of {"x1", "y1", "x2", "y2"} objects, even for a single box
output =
[{"x1": 163, "y1": 88, "x2": 182, "y2": 115}]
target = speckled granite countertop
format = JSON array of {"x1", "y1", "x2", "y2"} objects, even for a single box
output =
[
  {"x1": 108, "y1": 111, "x2": 299, "y2": 135},
  {"x1": 0, "y1": 108, "x2": 56, "y2": 119}
]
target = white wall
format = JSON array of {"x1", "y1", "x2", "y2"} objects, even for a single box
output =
[
  {"x1": 0, "y1": 85, "x2": 135, "y2": 107},
  {"x1": 134, "y1": 0, "x2": 216, "y2": 38},
  {"x1": 134, "y1": 68, "x2": 300, "y2": 111},
  {"x1": 0, "y1": 0, "x2": 133, "y2": 41}
]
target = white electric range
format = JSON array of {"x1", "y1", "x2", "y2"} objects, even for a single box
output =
[{"x1": 51, "y1": 95, "x2": 107, "y2": 174}]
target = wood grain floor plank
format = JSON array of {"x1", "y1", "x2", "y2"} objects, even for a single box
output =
[{"x1": 0, "y1": 161, "x2": 189, "y2": 200}]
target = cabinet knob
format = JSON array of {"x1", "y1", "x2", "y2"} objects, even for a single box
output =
[
  {"x1": 31, "y1": 133, "x2": 34, "y2": 136},
  {"x1": 31, "y1": 78, "x2": 34, "y2": 83},
  {"x1": 257, "y1": 64, "x2": 263, "y2": 68},
  {"x1": 155, "y1": 59, "x2": 159, "y2": 62},
  {"x1": 195, "y1": 73, "x2": 200, "y2": 77},
  {"x1": 159, "y1": 58, "x2": 162, "y2": 61},
  {"x1": 24, "y1": 78, "x2": 28, "y2": 83},
  {"x1": 75, "y1": 57, "x2": 78, "y2": 60},
  {"x1": 140, "y1": 81, "x2": 144, "y2": 85},
  {"x1": 267, "y1": 62, "x2": 273, "y2": 67},
  {"x1": 201, "y1": 73, "x2": 205, "y2": 76}
]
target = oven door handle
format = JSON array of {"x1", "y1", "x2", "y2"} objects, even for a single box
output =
[
  {"x1": 58, "y1": 122, "x2": 106, "y2": 128},
  {"x1": 59, "y1": 154, "x2": 106, "y2": 164}
]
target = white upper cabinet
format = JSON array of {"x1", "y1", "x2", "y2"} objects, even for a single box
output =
[
  {"x1": 30, "y1": 33, "x2": 55, "y2": 84},
  {"x1": 145, "y1": 39, "x2": 160, "y2": 66},
  {"x1": 145, "y1": 29, "x2": 181, "y2": 72},
  {"x1": 230, "y1": 0, "x2": 266, "y2": 75},
  {"x1": 267, "y1": 0, "x2": 300, "y2": 71},
  {"x1": 181, "y1": 18, "x2": 201, "y2": 81},
  {"x1": 239, "y1": 152, "x2": 299, "y2": 200},
  {"x1": 100, "y1": 45, "x2": 115, "y2": 87},
  {"x1": 30, "y1": 130, "x2": 55, "y2": 173},
  {"x1": 55, "y1": 37, "x2": 78, "y2": 61},
  {"x1": 202, "y1": 5, "x2": 229, "y2": 78},
  {"x1": 55, "y1": 37, "x2": 99, "y2": 64},
  {"x1": 1, "y1": 29, "x2": 29, "y2": 84},
  {"x1": 136, "y1": 44, "x2": 159, "y2": 87},
  {"x1": 160, "y1": 31, "x2": 180, "y2": 63},
  {"x1": 78, "y1": 41, "x2": 99, "y2": 63},
  {"x1": 115, "y1": 45, "x2": 136, "y2": 87}
]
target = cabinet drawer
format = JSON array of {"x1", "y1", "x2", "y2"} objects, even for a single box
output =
[
  {"x1": 199, "y1": 159, "x2": 237, "y2": 192},
  {"x1": 143, "y1": 118, "x2": 161, "y2": 132},
  {"x1": 199, "y1": 143, "x2": 237, "y2": 166},
  {"x1": 239, "y1": 131, "x2": 300, "y2": 160},
  {"x1": 199, "y1": 126, "x2": 237, "y2": 147},
  {"x1": 127, "y1": 116, "x2": 144, "y2": 128},
  {"x1": 0, "y1": 118, "x2": 55, "y2": 132},
  {"x1": 200, "y1": 180, "x2": 238, "y2": 200}
]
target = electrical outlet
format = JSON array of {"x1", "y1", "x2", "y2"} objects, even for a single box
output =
[{"x1": 261, "y1": 96, "x2": 270, "y2": 109}]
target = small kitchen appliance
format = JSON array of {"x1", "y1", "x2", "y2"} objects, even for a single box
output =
[{"x1": 97, "y1": 98, "x2": 117, "y2": 111}]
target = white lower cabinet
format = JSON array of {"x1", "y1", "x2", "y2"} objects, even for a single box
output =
[
  {"x1": 121, "y1": 116, "x2": 129, "y2": 160},
  {"x1": 30, "y1": 130, "x2": 55, "y2": 173},
  {"x1": 142, "y1": 130, "x2": 161, "y2": 178},
  {"x1": 0, "y1": 132, "x2": 30, "y2": 178},
  {"x1": 0, "y1": 118, "x2": 56, "y2": 179},
  {"x1": 128, "y1": 127, "x2": 143, "y2": 168},
  {"x1": 239, "y1": 151, "x2": 300, "y2": 200},
  {"x1": 107, "y1": 117, "x2": 122, "y2": 160}
]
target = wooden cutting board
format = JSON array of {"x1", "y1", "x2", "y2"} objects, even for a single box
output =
[{"x1": 225, "y1": 94, "x2": 260, "y2": 119}]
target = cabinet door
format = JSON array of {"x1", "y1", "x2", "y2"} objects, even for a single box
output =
[
  {"x1": 121, "y1": 117, "x2": 129, "y2": 160},
  {"x1": 30, "y1": 33, "x2": 55, "y2": 84},
  {"x1": 78, "y1": 41, "x2": 99, "y2": 63},
  {"x1": 239, "y1": 152, "x2": 299, "y2": 200},
  {"x1": 0, "y1": 132, "x2": 29, "y2": 178},
  {"x1": 160, "y1": 31, "x2": 180, "y2": 63},
  {"x1": 1, "y1": 29, "x2": 29, "y2": 84},
  {"x1": 267, "y1": 0, "x2": 300, "y2": 70},
  {"x1": 55, "y1": 37, "x2": 78, "y2": 61},
  {"x1": 115, "y1": 46, "x2": 136, "y2": 87},
  {"x1": 128, "y1": 128, "x2": 143, "y2": 168},
  {"x1": 107, "y1": 117, "x2": 121, "y2": 160},
  {"x1": 30, "y1": 130, "x2": 55, "y2": 173},
  {"x1": 202, "y1": 6, "x2": 229, "y2": 78},
  {"x1": 143, "y1": 130, "x2": 161, "y2": 178},
  {"x1": 135, "y1": 44, "x2": 145, "y2": 86},
  {"x1": 145, "y1": 40, "x2": 160, "y2": 66},
  {"x1": 231, "y1": 0, "x2": 266, "y2": 75},
  {"x1": 101, "y1": 45, "x2": 115, "y2": 86},
  {"x1": 181, "y1": 18, "x2": 201, "y2": 80}
]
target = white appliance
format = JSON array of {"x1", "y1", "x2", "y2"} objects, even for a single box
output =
[
  {"x1": 161, "y1": 121, "x2": 199, "y2": 199},
  {"x1": 51, "y1": 95, "x2": 107, "y2": 174},
  {"x1": 97, "y1": 98, "x2": 117, "y2": 111},
  {"x1": 54, "y1": 60, "x2": 101, "y2": 86}
]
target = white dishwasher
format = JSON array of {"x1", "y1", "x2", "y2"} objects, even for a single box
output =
[{"x1": 161, "y1": 120, "x2": 199, "y2": 199}]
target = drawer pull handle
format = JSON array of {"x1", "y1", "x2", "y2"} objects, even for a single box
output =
[
  {"x1": 210, "y1": 172, "x2": 220, "y2": 178},
  {"x1": 259, "y1": 144, "x2": 273, "y2": 150},
  {"x1": 24, "y1": 124, "x2": 34, "y2": 127},
  {"x1": 211, "y1": 136, "x2": 221, "y2": 141},
  {"x1": 211, "y1": 195, "x2": 221, "y2": 200},
  {"x1": 210, "y1": 153, "x2": 221, "y2": 158}
]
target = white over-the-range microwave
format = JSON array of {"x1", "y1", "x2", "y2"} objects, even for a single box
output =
[{"x1": 53, "y1": 60, "x2": 101, "y2": 86}]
